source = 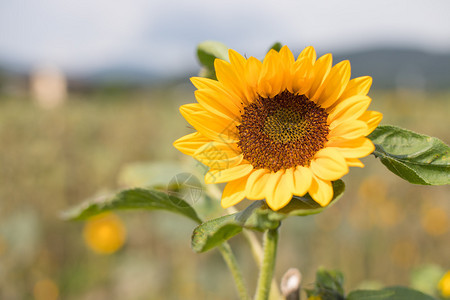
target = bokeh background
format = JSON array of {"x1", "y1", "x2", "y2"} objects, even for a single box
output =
[{"x1": 0, "y1": 0, "x2": 449, "y2": 299}]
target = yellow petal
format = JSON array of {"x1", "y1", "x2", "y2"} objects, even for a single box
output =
[
  {"x1": 358, "y1": 110, "x2": 383, "y2": 135},
  {"x1": 180, "y1": 103, "x2": 239, "y2": 143},
  {"x1": 244, "y1": 57, "x2": 262, "y2": 101},
  {"x1": 293, "y1": 166, "x2": 313, "y2": 196},
  {"x1": 307, "y1": 53, "x2": 332, "y2": 100},
  {"x1": 194, "y1": 141, "x2": 243, "y2": 169},
  {"x1": 283, "y1": 167, "x2": 296, "y2": 193},
  {"x1": 194, "y1": 89, "x2": 241, "y2": 121},
  {"x1": 202, "y1": 155, "x2": 243, "y2": 169},
  {"x1": 326, "y1": 137, "x2": 375, "y2": 158},
  {"x1": 308, "y1": 175, "x2": 333, "y2": 207},
  {"x1": 258, "y1": 50, "x2": 284, "y2": 98},
  {"x1": 297, "y1": 46, "x2": 316, "y2": 64},
  {"x1": 339, "y1": 76, "x2": 372, "y2": 100},
  {"x1": 328, "y1": 119, "x2": 368, "y2": 140},
  {"x1": 191, "y1": 77, "x2": 244, "y2": 117},
  {"x1": 190, "y1": 76, "x2": 221, "y2": 90},
  {"x1": 346, "y1": 158, "x2": 364, "y2": 168},
  {"x1": 215, "y1": 58, "x2": 246, "y2": 101},
  {"x1": 228, "y1": 49, "x2": 247, "y2": 75},
  {"x1": 327, "y1": 95, "x2": 371, "y2": 125},
  {"x1": 264, "y1": 171, "x2": 282, "y2": 207},
  {"x1": 194, "y1": 141, "x2": 240, "y2": 158},
  {"x1": 314, "y1": 60, "x2": 351, "y2": 108},
  {"x1": 279, "y1": 45, "x2": 295, "y2": 67},
  {"x1": 173, "y1": 132, "x2": 210, "y2": 156},
  {"x1": 191, "y1": 77, "x2": 243, "y2": 108},
  {"x1": 205, "y1": 164, "x2": 253, "y2": 184},
  {"x1": 310, "y1": 148, "x2": 348, "y2": 181},
  {"x1": 245, "y1": 169, "x2": 271, "y2": 200},
  {"x1": 265, "y1": 170, "x2": 294, "y2": 211},
  {"x1": 179, "y1": 102, "x2": 204, "y2": 114},
  {"x1": 221, "y1": 176, "x2": 249, "y2": 208},
  {"x1": 291, "y1": 57, "x2": 314, "y2": 94},
  {"x1": 279, "y1": 46, "x2": 295, "y2": 92},
  {"x1": 258, "y1": 50, "x2": 277, "y2": 85},
  {"x1": 228, "y1": 49, "x2": 256, "y2": 104}
]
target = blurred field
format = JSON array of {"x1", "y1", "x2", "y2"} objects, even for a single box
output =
[{"x1": 0, "y1": 86, "x2": 449, "y2": 300}]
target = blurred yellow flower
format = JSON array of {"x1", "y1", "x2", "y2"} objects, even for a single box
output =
[
  {"x1": 174, "y1": 46, "x2": 382, "y2": 210},
  {"x1": 308, "y1": 296, "x2": 322, "y2": 300},
  {"x1": 33, "y1": 278, "x2": 59, "y2": 300},
  {"x1": 439, "y1": 271, "x2": 450, "y2": 297},
  {"x1": 83, "y1": 212, "x2": 126, "y2": 254}
]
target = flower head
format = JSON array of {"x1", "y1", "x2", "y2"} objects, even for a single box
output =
[{"x1": 174, "y1": 46, "x2": 382, "y2": 210}]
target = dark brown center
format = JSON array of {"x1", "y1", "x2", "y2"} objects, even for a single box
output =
[{"x1": 237, "y1": 91, "x2": 329, "y2": 172}]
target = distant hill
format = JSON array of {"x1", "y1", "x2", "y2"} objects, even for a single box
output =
[
  {"x1": 1, "y1": 48, "x2": 449, "y2": 90},
  {"x1": 84, "y1": 47, "x2": 450, "y2": 90},
  {"x1": 333, "y1": 48, "x2": 450, "y2": 90},
  {"x1": 84, "y1": 65, "x2": 161, "y2": 85}
]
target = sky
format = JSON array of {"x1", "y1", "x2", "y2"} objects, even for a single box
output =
[{"x1": 1, "y1": 0, "x2": 450, "y2": 76}]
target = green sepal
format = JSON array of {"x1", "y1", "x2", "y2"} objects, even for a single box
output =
[
  {"x1": 191, "y1": 180, "x2": 345, "y2": 253},
  {"x1": 347, "y1": 286, "x2": 435, "y2": 300},
  {"x1": 268, "y1": 42, "x2": 282, "y2": 52},
  {"x1": 369, "y1": 125, "x2": 450, "y2": 185},
  {"x1": 62, "y1": 188, "x2": 202, "y2": 224},
  {"x1": 196, "y1": 41, "x2": 229, "y2": 80}
]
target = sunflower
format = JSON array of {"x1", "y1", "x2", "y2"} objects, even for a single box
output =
[{"x1": 174, "y1": 46, "x2": 382, "y2": 211}]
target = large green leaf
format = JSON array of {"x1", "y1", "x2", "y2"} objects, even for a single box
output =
[
  {"x1": 369, "y1": 125, "x2": 450, "y2": 185},
  {"x1": 347, "y1": 286, "x2": 435, "y2": 300},
  {"x1": 62, "y1": 188, "x2": 202, "y2": 224},
  {"x1": 197, "y1": 41, "x2": 229, "y2": 80},
  {"x1": 191, "y1": 181, "x2": 345, "y2": 252}
]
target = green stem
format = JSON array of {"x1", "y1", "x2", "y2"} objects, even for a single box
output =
[
  {"x1": 242, "y1": 229, "x2": 281, "y2": 300},
  {"x1": 218, "y1": 242, "x2": 250, "y2": 300},
  {"x1": 255, "y1": 228, "x2": 279, "y2": 300}
]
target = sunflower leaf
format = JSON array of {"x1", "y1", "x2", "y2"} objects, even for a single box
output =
[
  {"x1": 191, "y1": 201, "x2": 265, "y2": 253},
  {"x1": 191, "y1": 181, "x2": 344, "y2": 253},
  {"x1": 191, "y1": 215, "x2": 243, "y2": 253},
  {"x1": 62, "y1": 188, "x2": 202, "y2": 224},
  {"x1": 304, "y1": 268, "x2": 345, "y2": 299},
  {"x1": 347, "y1": 286, "x2": 435, "y2": 300},
  {"x1": 369, "y1": 125, "x2": 450, "y2": 185},
  {"x1": 197, "y1": 40, "x2": 229, "y2": 80}
]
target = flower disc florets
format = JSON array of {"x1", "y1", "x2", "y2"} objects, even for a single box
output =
[{"x1": 238, "y1": 91, "x2": 329, "y2": 171}]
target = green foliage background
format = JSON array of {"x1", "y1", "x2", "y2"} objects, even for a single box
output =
[{"x1": 0, "y1": 86, "x2": 449, "y2": 299}]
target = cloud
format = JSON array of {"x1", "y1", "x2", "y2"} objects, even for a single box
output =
[{"x1": 1, "y1": 0, "x2": 449, "y2": 75}]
